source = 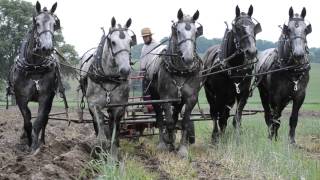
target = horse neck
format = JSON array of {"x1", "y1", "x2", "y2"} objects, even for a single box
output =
[
  {"x1": 226, "y1": 32, "x2": 245, "y2": 67},
  {"x1": 23, "y1": 29, "x2": 40, "y2": 64},
  {"x1": 101, "y1": 42, "x2": 118, "y2": 76},
  {"x1": 277, "y1": 34, "x2": 291, "y2": 60}
]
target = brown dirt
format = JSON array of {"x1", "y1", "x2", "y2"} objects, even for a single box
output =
[
  {"x1": 134, "y1": 143, "x2": 171, "y2": 180},
  {"x1": 0, "y1": 107, "x2": 95, "y2": 180}
]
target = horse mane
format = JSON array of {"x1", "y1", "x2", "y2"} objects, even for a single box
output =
[
  {"x1": 277, "y1": 32, "x2": 290, "y2": 60},
  {"x1": 18, "y1": 28, "x2": 36, "y2": 64},
  {"x1": 219, "y1": 28, "x2": 235, "y2": 60}
]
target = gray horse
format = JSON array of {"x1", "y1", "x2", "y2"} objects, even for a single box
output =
[
  {"x1": 255, "y1": 7, "x2": 312, "y2": 143},
  {"x1": 7, "y1": 1, "x2": 61, "y2": 153},
  {"x1": 145, "y1": 9, "x2": 202, "y2": 158},
  {"x1": 80, "y1": 17, "x2": 136, "y2": 158}
]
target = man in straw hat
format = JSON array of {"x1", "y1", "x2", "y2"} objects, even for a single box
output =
[
  {"x1": 140, "y1": 27, "x2": 160, "y2": 71},
  {"x1": 140, "y1": 27, "x2": 161, "y2": 112}
]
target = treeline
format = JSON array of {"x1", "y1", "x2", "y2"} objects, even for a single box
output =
[{"x1": 131, "y1": 37, "x2": 320, "y2": 63}]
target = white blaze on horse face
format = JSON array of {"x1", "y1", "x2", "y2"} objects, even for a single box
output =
[
  {"x1": 288, "y1": 20, "x2": 307, "y2": 59},
  {"x1": 176, "y1": 22, "x2": 196, "y2": 65},
  {"x1": 109, "y1": 31, "x2": 131, "y2": 76},
  {"x1": 243, "y1": 24, "x2": 257, "y2": 55},
  {"x1": 35, "y1": 13, "x2": 55, "y2": 51}
]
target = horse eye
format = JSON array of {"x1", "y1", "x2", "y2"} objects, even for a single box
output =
[
  {"x1": 177, "y1": 30, "x2": 180, "y2": 34},
  {"x1": 112, "y1": 41, "x2": 116, "y2": 46},
  {"x1": 36, "y1": 23, "x2": 40, "y2": 27}
]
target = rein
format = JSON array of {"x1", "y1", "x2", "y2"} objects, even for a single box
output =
[{"x1": 200, "y1": 57, "x2": 256, "y2": 78}]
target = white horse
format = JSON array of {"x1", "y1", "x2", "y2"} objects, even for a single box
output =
[{"x1": 79, "y1": 17, "x2": 136, "y2": 159}]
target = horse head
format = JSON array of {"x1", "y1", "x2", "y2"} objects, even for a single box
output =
[
  {"x1": 232, "y1": 5, "x2": 261, "y2": 60},
  {"x1": 33, "y1": 1, "x2": 60, "y2": 55}
]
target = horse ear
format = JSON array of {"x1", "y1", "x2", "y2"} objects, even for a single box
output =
[
  {"x1": 50, "y1": 2, "x2": 57, "y2": 14},
  {"x1": 289, "y1": 7, "x2": 294, "y2": 19},
  {"x1": 177, "y1": 8, "x2": 183, "y2": 20},
  {"x1": 111, "y1": 17, "x2": 116, "y2": 28},
  {"x1": 125, "y1": 18, "x2": 132, "y2": 28},
  {"x1": 235, "y1": 5, "x2": 240, "y2": 18},
  {"x1": 301, "y1": 7, "x2": 306, "y2": 19},
  {"x1": 36, "y1": 1, "x2": 41, "y2": 13},
  {"x1": 193, "y1": 10, "x2": 199, "y2": 21},
  {"x1": 248, "y1": 5, "x2": 253, "y2": 17}
]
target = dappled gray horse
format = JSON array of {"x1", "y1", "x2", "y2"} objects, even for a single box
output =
[
  {"x1": 80, "y1": 17, "x2": 136, "y2": 157},
  {"x1": 256, "y1": 7, "x2": 312, "y2": 143},
  {"x1": 7, "y1": 1, "x2": 62, "y2": 153},
  {"x1": 145, "y1": 9, "x2": 202, "y2": 158}
]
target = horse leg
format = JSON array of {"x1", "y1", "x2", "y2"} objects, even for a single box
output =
[
  {"x1": 258, "y1": 87, "x2": 273, "y2": 139},
  {"x1": 16, "y1": 97, "x2": 32, "y2": 146},
  {"x1": 178, "y1": 98, "x2": 197, "y2": 158},
  {"x1": 148, "y1": 85, "x2": 167, "y2": 150},
  {"x1": 163, "y1": 102, "x2": 175, "y2": 151},
  {"x1": 88, "y1": 108, "x2": 99, "y2": 136},
  {"x1": 289, "y1": 93, "x2": 305, "y2": 144},
  {"x1": 204, "y1": 88, "x2": 220, "y2": 143},
  {"x1": 218, "y1": 105, "x2": 231, "y2": 133},
  {"x1": 90, "y1": 104, "x2": 109, "y2": 151},
  {"x1": 31, "y1": 94, "x2": 54, "y2": 153},
  {"x1": 270, "y1": 101, "x2": 286, "y2": 141},
  {"x1": 109, "y1": 107, "x2": 124, "y2": 161},
  {"x1": 232, "y1": 94, "x2": 249, "y2": 129}
]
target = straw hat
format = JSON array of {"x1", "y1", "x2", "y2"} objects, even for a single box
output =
[{"x1": 141, "y1": 27, "x2": 153, "y2": 37}]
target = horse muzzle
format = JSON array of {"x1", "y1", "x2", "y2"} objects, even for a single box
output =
[{"x1": 119, "y1": 67, "x2": 130, "y2": 77}]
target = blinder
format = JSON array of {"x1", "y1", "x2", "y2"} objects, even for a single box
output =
[
  {"x1": 196, "y1": 22, "x2": 203, "y2": 38},
  {"x1": 54, "y1": 15, "x2": 60, "y2": 31},
  {"x1": 254, "y1": 23, "x2": 262, "y2": 35},
  {"x1": 306, "y1": 24, "x2": 312, "y2": 35},
  {"x1": 129, "y1": 30, "x2": 137, "y2": 46}
]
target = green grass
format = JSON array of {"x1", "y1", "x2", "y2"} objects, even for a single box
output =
[
  {"x1": 192, "y1": 114, "x2": 320, "y2": 179},
  {"x1": 79, "y1": 151, "x2": 157, "y2": 180},
  {"x1": 82, "y1": 113, "x2": 320, "y2": 179}
]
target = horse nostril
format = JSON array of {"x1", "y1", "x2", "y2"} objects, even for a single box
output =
[{"x1": 120, "y1": 68, "x2": 130, "y2": 76}]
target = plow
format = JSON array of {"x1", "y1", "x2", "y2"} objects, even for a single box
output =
[{"x1": 30, "y1": 73, "x2": 264, "y2": 138}]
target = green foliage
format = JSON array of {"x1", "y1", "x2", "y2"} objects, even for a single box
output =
[
  {"x1": 80, "y1": 151, "x2": 156, "y2": 179},
  {"x1": 0, "y1": 0, "x2": 79, "y2": 88},
  {"x1": 0, "y1": 0, "x2": 33, "y2": 81},
  {"x1": 131, "y1": 36, "x2": 320, "y2": 64},
  {"x1": 309, "y1": 47, "x2": 320, "y2": 63}
]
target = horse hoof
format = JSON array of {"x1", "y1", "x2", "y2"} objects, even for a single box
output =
[
  {"x1": 289, "y1": 138, "x2": 296, "y2": 144},
  {"x1": 157, "y1": 142, "x2": 168, "y2": 151},
  {"x1": 177, "y1": 145, "x2": 188, "y2": 159},
  {"x1": 110, "y1": 146, "x2": 119, "y2": 162},
  {"x1": 94, "y1": 138, "x2": 110, "y2": 152},
  {"x1": 211, "y1": 136, "x2": 219, "y2": 144},
  {"x1": 188, "y1": 136, "x2": 195, "y2": 144},
  {"x1": 31, "y1": 147, "x2": 41, "y2": 156}
]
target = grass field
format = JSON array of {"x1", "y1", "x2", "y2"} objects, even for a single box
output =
[
  {"x1": 0, "y1": 62, "x2": 319, "y2": 179},
  {"x1": 76, "y1": 64, "x2": 319, "y2": 179},
  {"x1": 79, "y1": 114, "x2": 319, "y2": 179}
]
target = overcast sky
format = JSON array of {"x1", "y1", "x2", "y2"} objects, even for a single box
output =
[{"x1": 27, "y1": 0, "x2": 319, "y2": 55}]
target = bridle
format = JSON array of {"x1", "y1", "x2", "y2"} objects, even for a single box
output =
[
  {"x1": 33, "y1": 11, "x2": 60, "y2": 51},
  {"x1": 106, "y1": 28, "x2": 136, "y2": 59},
  {"x1": 231, "y1": 16, "x2": 258, "y2": 51},
  {"x1": 281, "y1": 18, "x2": 311, "y2": 65},
  {"x1": 171, "y1": 20, "x2": 202, "y2": 50}
]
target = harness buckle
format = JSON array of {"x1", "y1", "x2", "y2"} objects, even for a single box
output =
[
  {"x1": 293, "y1": 80, "x2": 299, "y2": 91},
  {"x1": 34, "y1": 80, "x2": 40, "y2": 91},
  {"x1": 106, "y1": 91, "x2": 111, "y2": 104},
  {"x1": 234, "y1": 82, "x2": 240, "y2": 94}
]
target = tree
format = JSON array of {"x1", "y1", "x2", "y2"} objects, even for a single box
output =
[{"x1": 0, "y1": 0, "x2": 78, "y2": 90}]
